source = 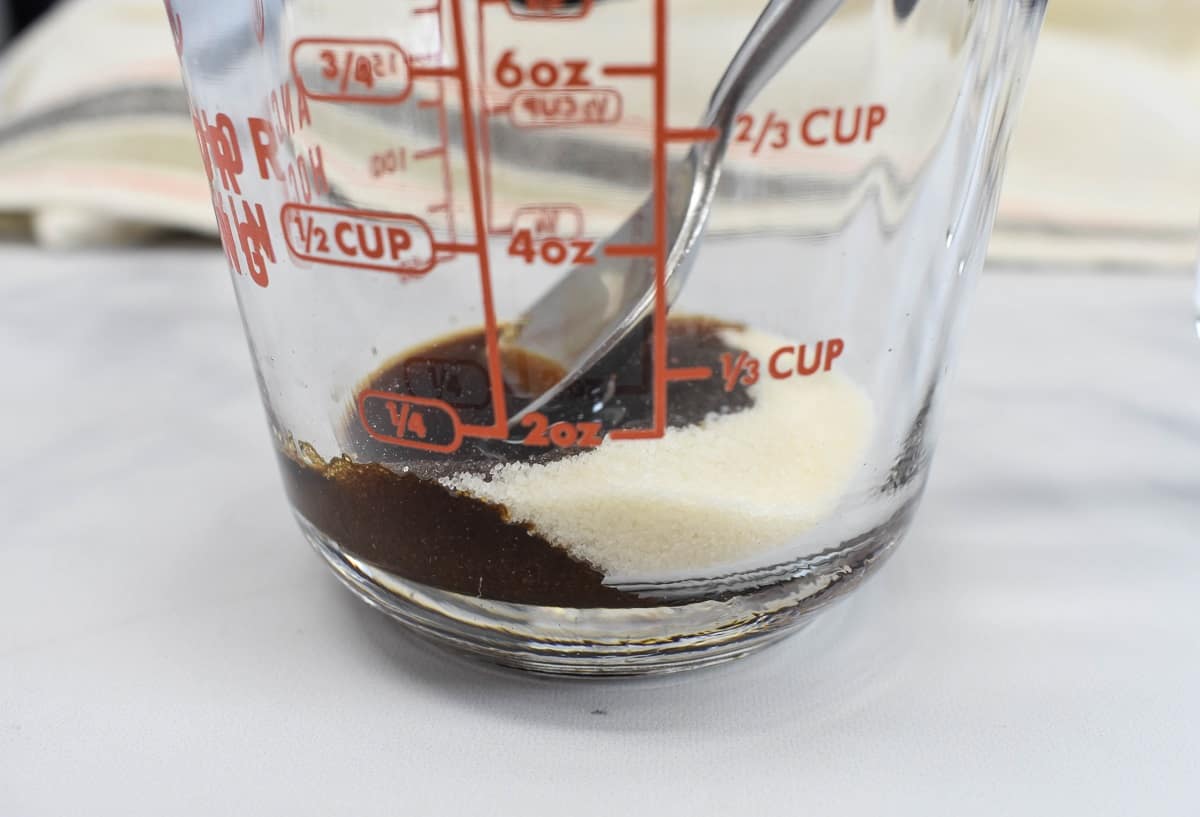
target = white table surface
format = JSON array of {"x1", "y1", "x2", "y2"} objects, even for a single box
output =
[{"x1": 2, "y1": 245, "x2": 1198, "y2": 815}]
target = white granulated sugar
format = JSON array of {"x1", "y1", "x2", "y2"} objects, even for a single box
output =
[{"x1": 442, "y1": 327, "x2": 873, "y2": 578}]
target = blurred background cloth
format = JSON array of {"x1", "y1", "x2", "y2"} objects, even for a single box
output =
[{"x1": 0, "y1": 0, "x2": 1197, "y2": 266}]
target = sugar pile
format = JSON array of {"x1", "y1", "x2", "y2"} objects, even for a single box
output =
[{"x1": 442, "y1": 327, "x2": 873, "y2": 579}]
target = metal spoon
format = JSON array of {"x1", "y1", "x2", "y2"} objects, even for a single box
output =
[{"x1": 501, "y1": 0, "x2": 845, "y2": 424}]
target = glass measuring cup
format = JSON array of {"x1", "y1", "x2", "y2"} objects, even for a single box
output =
[{"x1": 166, "y1": 0, "x2": 1046, "y2": 675}]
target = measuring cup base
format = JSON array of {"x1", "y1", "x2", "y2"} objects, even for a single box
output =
[{"x1": 296, "y1": 508, "x2": 908, "y2": 677}]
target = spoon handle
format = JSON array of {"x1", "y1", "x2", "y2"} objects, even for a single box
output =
[{"x1": 706, "y1": 0, "x2": 846, "y2": 125}]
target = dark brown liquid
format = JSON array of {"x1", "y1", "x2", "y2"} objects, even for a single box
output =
[{"x1": 279, "y1": 317, "x2": 754, "y2": 608}]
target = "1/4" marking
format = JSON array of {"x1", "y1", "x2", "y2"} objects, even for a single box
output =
[
  {"x1": 357, "y1": 390, "x2": 464, "y2": 453},
  {"x1": 384, "y1": 399, "x2": 428, "y2": 441}
]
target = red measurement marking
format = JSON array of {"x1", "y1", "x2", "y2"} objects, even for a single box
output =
[
  {"x1": 508, "y1": 230, "x2": 596, "y2": 266},
  {"x1": 407, "y1": 0, "x2": 445, "y2": 63},
  {"x1": 504, "y1": 0, "x2": 592, "y2": 20},
  {"x1": 476, "y1": 0, "x2": 497, "y2": 233},
  {"x1": 164, "y1": 0, "x2": 183, "y2": 56},
  {"x1": 601, "y1": 63, "x2": 657, "y2": 78},
  {"x1": 664, "y1": 126, "x2": 720, "y2": 143},
  {"x1": 410, "y1": 65, "x2": 458, "y2": 79},
  {"x1": 735, "y1": 106, "x2": 888, "y2": 153},
  {"x1": 766, "y1": 339, "x2": 845, "y2": 379},
  {"x1": 494, "y1": 51, "x2": 592, "y2": 89},
  {"x1": 520, "y1": 413, "x2": 604, "y2": 449},
  {"x1": 509, "y1": 88, "x2": 621, "y2": 128},
  {"x1": 716, "y1": 340, "x2": 845, "y2": 392},
  {"x1": 280, "y1": 203, "x2": 435, "y2": 275},
  {"x1": 413, "y1": 78, "x2": 459, "y2": 256},
  {"x1": 608, "y1": 0, "x2": 669, "y2": 441},
  {"x1": 801, "y1": 105, "x2": 887, "y2": 147},
  {"x1": 734, "y1": 110, "x2": 786, "y2": 155},
  {"x1": 290, "y1": 38, "x2": 412, "y2": 104},
  {"x1": 719, "y1": 351, "x2": 760, "y2": 392},
  {"x1": 512, "y1": 205, "x2": 583, "y2": 240},
  {"x1": 609, "y1": 428, "x2": 663, "y2": 441},
  {"x1": 252, "y1": 0, "x2": 265, "y2": 44},
  {"x1": 358, "y1": 391, "x2": 463, "y2": 454},
  {"x1": 450, "y1": 0, "x2": 508, "y2": 437},
  {"x1": 434, "y1": 91, "x2": 457, "y2": 252},
  {"x1": 433, "y1": 241, "x2": 482, "y2": 254},
  {"x1": 666, "y1": 367, "x2": 713, "y2": 382},
  {"x1": 649, "y1": 0, "x2": 669, "y2": 437},
  {"x1": 368, "y1": 147, "x2": 407, "y2": 179},
  {"x1": 604, "y1": 243, "x2": 656, "y2": 258}
]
